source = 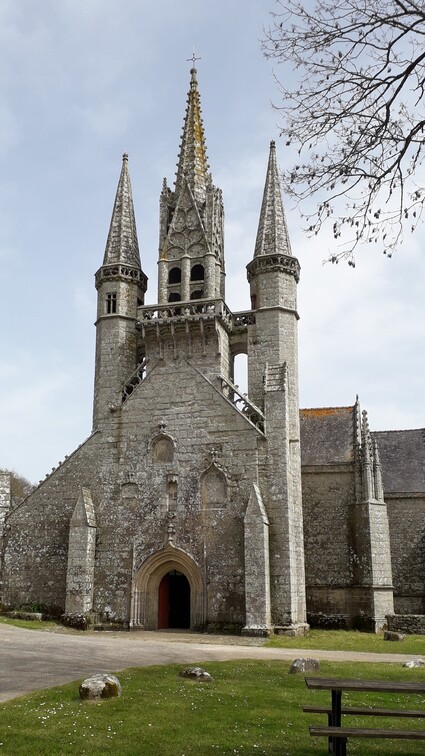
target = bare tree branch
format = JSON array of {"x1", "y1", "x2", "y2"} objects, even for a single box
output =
[{"x1": 263, "y1": 0, "x2": 425, "y2": 262}]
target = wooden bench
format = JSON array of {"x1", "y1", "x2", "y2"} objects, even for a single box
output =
[
  {"x1": 303, "y1": 703, "x2": 425, "y2": 723},
  {"x1": 304, "y1": 677, "x2": 425, "y2": 755}
]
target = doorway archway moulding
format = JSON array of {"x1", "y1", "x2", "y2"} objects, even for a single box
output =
[{"x1": 130, "y1": 544, "x2": 205, "y2": 629}]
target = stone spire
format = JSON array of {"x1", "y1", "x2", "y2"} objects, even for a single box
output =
[
  {"x1": 174, "y1": 67, "x2": 210, "y2": 204},
  {"x1": 254, "y1": 141, "x2": 292, "y2": 258},
  {"x1": 103, "y1": 153, "x2": 141, "y2": 268}
]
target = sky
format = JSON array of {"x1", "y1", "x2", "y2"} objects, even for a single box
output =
[{"x1": 0, "y1": 0, "x2": 424, "y2": 484}]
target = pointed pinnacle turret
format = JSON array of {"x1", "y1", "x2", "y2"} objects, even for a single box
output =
[
  {"x1": 103, "y1": 153, "x2": 141, "y2": 268},
  {"x1": 174, "y1": 67, "x2": 210, "y2": 204},
  {"x1": 254, "y1": 141, "x2": 292, "y2": 258},
  {"x1": 372, "y1": 438, "x2": 384, "y2": 502},
  {"x1": 361, "y1": 409, "x2": 375, "y2": 500}
]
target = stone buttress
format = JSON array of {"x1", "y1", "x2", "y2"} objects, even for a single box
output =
[
  {"x1": 351, "y1": 401, "x2": 394, "y2": 630},
  {"x1": 65, "y1": 488, "x2": 97, "y2": 616}
]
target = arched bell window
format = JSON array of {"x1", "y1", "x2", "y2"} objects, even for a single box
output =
[
  {"x1": 190, "y1": 264, "x2": 204, "y2": 282},
  {"x1": 168, "y1": 267, "x2": 182, "y2": 284}
]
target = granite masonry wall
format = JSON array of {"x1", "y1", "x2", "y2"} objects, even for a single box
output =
[
  {"x1": 387, "y1": 614, "x2": 425, "y2": 635},
  {"x1": 386, "y1": 495, "x2": 425, "y2": 614},
  {"x1": 2, "y1": 358, "x2": 263, "y2": 630},
  {"x1": 302, "y1": 467, "x2": 355, "y2": 626}
]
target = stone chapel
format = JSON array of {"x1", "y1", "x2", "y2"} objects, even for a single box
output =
[{"x1": 1, "y1": 67, "x2": 424, "y2": 635}]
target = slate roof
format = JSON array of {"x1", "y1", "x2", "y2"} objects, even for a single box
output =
[
  {"x1": 372, "y1": 429, "x2": 425, "y2": 494},
  {"x1": 300, "y1": 406, "x2": 355, "y2": 466}
]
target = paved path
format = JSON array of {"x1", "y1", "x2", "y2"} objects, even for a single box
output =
[{"x1": 0, "y1": 625, "x2": 421, "y2": 703}]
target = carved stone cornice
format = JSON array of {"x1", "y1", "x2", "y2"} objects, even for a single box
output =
[
  {"x1": 246, "y1": 253, "x2": 300, "y2": 283},
  {"x1": 95, "y1": 264, "x2": 148, "y2": 291}
]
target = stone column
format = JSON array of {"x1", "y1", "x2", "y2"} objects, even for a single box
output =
[
  {"x1": 204, "y1": 253, "x2": 216, "y2": 298},
  {"x1": 181, "y1": 256, "x2": 190, "y2": 301},
  {"x1": 158, "y1": 259, "x2": 168, "y2": 304}
]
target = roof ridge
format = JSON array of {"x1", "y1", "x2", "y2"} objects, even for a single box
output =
[{"x1": 373, "y1": 428, "x2": 425, "y2": 435}]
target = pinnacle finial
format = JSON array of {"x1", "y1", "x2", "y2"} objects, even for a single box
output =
[
  {"x1": 254, "y1": 142, "x2": 292, "y2": 258},
  {"x1": 103, "y1": 154, "x2": 141, "y2": 268},
  {"x1": 187, "y1": 49, "x2": 201, "y2": 85}
]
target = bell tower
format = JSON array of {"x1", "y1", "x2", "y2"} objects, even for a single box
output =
[
  {"x1": 157, "y1": 66, "x2": 224, "y2": 306},
  {"x1": 137, "y1": 66, "x2": 231, "y2": 381}
]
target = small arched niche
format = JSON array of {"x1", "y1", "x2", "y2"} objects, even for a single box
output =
[
  {"x1": 121, "y1": 481, "x2": 138, "y2": 499},
  {"x1": 201, "y1": 465, "x2": 228, "y2": 508},
  {"x1": 152, "y1": 435, "x2": 174, "y2": 464}
]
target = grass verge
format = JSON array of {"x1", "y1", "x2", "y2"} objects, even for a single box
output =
[
  {"x1": 266, "y1": 629, "x2": 425, "y2": 655},
  {"x1": 1, "y1": 660, "x2": 425, "y2": 755},
  {"x1": 0, "y1": 616, "x2": 60, "y2": 632}
]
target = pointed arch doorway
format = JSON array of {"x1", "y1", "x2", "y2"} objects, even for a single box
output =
[
  {"x1": 158, "y1": 570, "x2": 191, "y2": 629},
  {"x1": 130, "y1": 545, "x2": 205, "y2": 630}
]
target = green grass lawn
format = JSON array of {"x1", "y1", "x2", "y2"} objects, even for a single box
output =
[
  {"x1": 266, "y1": 629, "x2": 425, "y2": 656},
  {"x1": 1, "y1": 660, "x2": 425, "y2": 755},
  {"x1": 0, "y1": 616, "x2": 60, "y2": 632}
]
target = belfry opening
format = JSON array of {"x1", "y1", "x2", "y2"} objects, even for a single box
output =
[{"x1": 158, "y1": 570, "x2": 191, "y2": 629}]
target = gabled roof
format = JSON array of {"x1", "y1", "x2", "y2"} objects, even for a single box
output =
[
  {"x1": 300, "y1": 404, "x2": 425, "y2": 496},
  {"x1": 372, "y1": 429, "x2": 425, "y2": 494},
  {"x1": 300, "y1": 406, "x2": 355, "y2": 465}
]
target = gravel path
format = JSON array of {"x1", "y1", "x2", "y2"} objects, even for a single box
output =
[{"x1": 0, "y1": 625, "x2": 421, "y2": 702}]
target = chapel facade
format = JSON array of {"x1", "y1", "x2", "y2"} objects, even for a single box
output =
[{"x1": 1, "y1": 68, "x2": 424, "y2": 634}]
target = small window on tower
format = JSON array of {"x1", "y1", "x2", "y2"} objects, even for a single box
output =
[
  {"x1": 168, "y1": 267, "x2": 181, "y2": 284},
  {"x1": 190, "y1": 290, "x2": 203, "y2": 300},
  {"x1": 106, "y1": 292, "x2": 117, "y2": 314},
  {"x1": 168, "y1": 292, "x2": 181, "y2": 302},
  {"x1": 190, "y1": 264, "x2": 204, "y2": 282}
]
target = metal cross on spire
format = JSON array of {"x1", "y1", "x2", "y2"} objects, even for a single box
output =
[{"x1": 187, "y1": 48, "x2": 201, "y2": 67}]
